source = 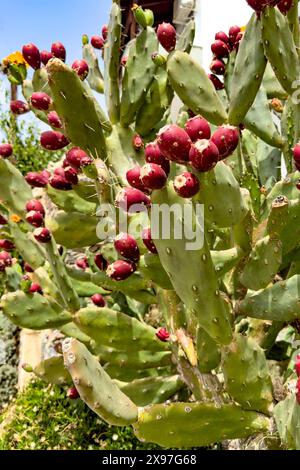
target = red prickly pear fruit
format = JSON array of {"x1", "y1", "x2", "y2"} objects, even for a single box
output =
[
  {"x1": 173, "y1": 172, "x2": 200, "y2": 198},
  {"x1": 91, "y1": 35, "x2": 104, "y2": 49},
  {"x1": 185, "y1": 116, "x2": 211, "y2": 142},
  {"x1": 142, "y1": 228, "x2": 158, "y2": 254},
  {"x1": 156, "y1": 327, "x2": 170, "y2": 342},
  {"x1": 76, "y1": 257, "x2": 89, "y2": 270},
  {"x1": 33, "y1": 227, "x2": 51, "y2": 243},
  {"x1": 40, "y1": 131, "x2": 69, "y2": 151},
  {"x1": 24, "y1": 262, "x2": 34, "y2": 273},
  {"x1": 132, "y1": 134, "x2": 144, "y2": 151},
  {"x1": 54, "y1": 167, "x2": 68, "y2": 177},
  {"x1": 22, "y1": 43, "x2": 41, "y2": 69},
  {"x1": 64, "y1": 166, "x2": 78, "y2": 185},
  {"x1": 210, "y1": 58, "x2": 225, "y2": 76},
  {"x1": 208, "y1": 73, "x2": 224, "y2": 90},
  {"x1": 157, "y1": 125, "x2": 192, "y2": 164},
  {"x1": 215, "y1": 31, "x2": 229, "y2": 44},
  {"x1": 0, "y1": 251, "x2": 12, "y2": 271},
  {"x1": 115, "y1": 187, "x2": 151, "y2": 213},
  {"x1": 0, "y1": 239, "x2": 15, "y2": 251},
  {"x1": 66, "y1": 147, "x2": 91, "y2": 169},
  {"x1": 26, "y1": 210, "x2": 44, "y2": 228},
  {"x1": 297, "y1": 180, "x2": 300, "y2": 190},
  {"x1": 51, "y1": 42, "x2": 66, "y2": 61},
  {"x1": 0, "y1": 143, "x2": 13, "y2": 158},
  {"x1": 277, "y1": 0, "x2": 293, "y2": 14},
  {"x1": 145, "y1": 142, "x2": 170, "y2": 176},
  {"x1": 293, "y1": 143, "x2": 300, "y2": 163},
  {"x1": 211, "y1": 40, "x2": 229, "y2": 59},
  {"x1": 94, "y1": 253, "x2": 108, "y2": 271},
  {"x1": 102, "y1": 25, "x2": 108, "y2": 41},
  {"x1": 25, "y1": 170, "x2": 50, "y2": 188},
  {"x1": 10, "y1": 100, "x2": 30, "y2": 115},
  {"x1": 0, "y1": 215, "x2": 8, "y2": 225},
  {"x1": 72, "y1": 59, "x2": 89, "y2": 80},
  {"x1": 49, "y1": 174, "x2": 72, "y2": 191},
  {"x1": 106, "y1": 260, "x2": 136, "y2": 281},
  {"x1": 121, "y1": 56, "x2": 128, "y2": 67},
  {"x1": 91, "y1": 293, "x2": 106, "y2": 307},
  {"x1": 189, "y1": 139, "x2": 219, "y2": 172},
  {"x1": 296, "y1": 377, "x2": 300, "y2": 405},
  {"x1": 40, "y1": 50, "x2": 53, "y2": 66},
  {"x1": 141, "y1": 163, "x2": 167, "y2": 190},
  {"x1": 229, "y1": 25, "x2": 241, "y2": 46},
  {"x1": 29, "y1": 283, "x2": 43, "y2": 294},
  {"x1": 295, "y1": 355, "x2": 300, "y2": 377},
  {"x1": 26, "y1": 199, "x2": 45, "y2": 215},
  {"x1": 47, "y1": 111, "x2": 62, "y2": 129},
  {"x1": 30, "y1": 92, "x2": 52, "y2": 111},
  {"x1": 157, "y1": 23, "x2": 176, "y2": 52},
  {"x1": 67, "y1": 387, "x2": 80, "y2": 400},
  {"x1": 246, "y1": 0, "x2": 278, "y2": 13},
  {"x1": 114, "y1": 233, "x2": 140, "y2": 262},
  {"x1": 126, "y1": 166, "x2": 149, "y2": 193},
  {"x1": 211, "y1": 125, "x2": 240, "y2": 160}
]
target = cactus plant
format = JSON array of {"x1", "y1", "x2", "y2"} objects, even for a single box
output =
[{"x1": 2, "y1": 0, "x2": 300, "y2": 450}]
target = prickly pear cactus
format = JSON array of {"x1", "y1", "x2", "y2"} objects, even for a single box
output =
[{"x1": 2, "y1": 0, "x2": 300, "y2": 450}]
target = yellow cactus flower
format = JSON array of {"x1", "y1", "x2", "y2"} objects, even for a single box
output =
[
  {"x1": 10, "y1": 214, "x2": 21, "y2": 223},
  {"x1": 2, "y1": 51, "x2": 28, "y2": 68}
]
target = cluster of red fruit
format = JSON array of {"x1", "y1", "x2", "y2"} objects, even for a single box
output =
[
  {"x1": 208, "y1": 26, "x2": 243, "y2": 91},
  {"x1": 246, "y1": 0, "x2": 293, "y2": 15}
]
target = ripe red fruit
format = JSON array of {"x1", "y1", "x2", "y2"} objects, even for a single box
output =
[
  {"x1": 277, "y1": 0, "x2": 293, "y2": 14},
  {"x1": 47, "y1": 111, "x2": 62, "y2": 129},
  {"x1": 141, "y1": 163, "x2": 167, "y2": 190},
  {"x1": 211, "y1": 125, "x2": 240, "y2": 160},
  {"x1": 25, "y1": 170, "x2": 50, "y2": 188},
  {"x1": 91, "y1": 293, "x2": 106, "y2": 307},
  {"x1": 293, "y1": 143, "x2": 300, "y2": 164},
  {"x1": 94, "y1": 253, "x2": 108, "y2": 271},
  {"x1": 185, "y1": 116, "x2": 211, "y2": 142},
  {"x1": 51, "y1": 42, "x2": 66, "y2": 61},
  {"x1": 114, "y1": 233, "x2": 140, "y2": 262},
  {"x1": 0, "y1": 143, "x2": 13, "y2": 158},
  {"x1": 26, "y1": 199, "x2": 45, "y2": 215},
  {"x1": 67, "y1": 387, "x2": 80, "y2": 400},
  {"x1": 26, "y1": 210, "x2": 44, "y2": 228},
  {"x1": 142, "y1": 228, "x2": 157, "y2": 254},
  {"x1": 66, "y1": 147, "x2": 92, "y2": 169},
  {"x1": 40, "y1": 50, "x2": 53, "y2": 66},
  {"x1": 10, "y1": 100, "x2": 30, "y2": 115},
  {"x1": 106, "y1": 260, "x2": 136, "y2": 281},
  {"x1": 40, "y1": 131, "x2": 69, "y2": 151},
  {"x1": 24, "y1": 262, "x2": 34, "y2": 273},
  {"x1": 145, "y1": 142, "x2": 170, "y2": 176},
  {"x1": 0, "y1": 215, "x2": 8, "y2": 225},
  {"x1": 0, "y1": 251, "x2": 12, "y2": 271},
  {"x1": 296, "y1": 377, "x2": 300, "y2": 405},
  {"x1": 210, "y1": 58, "x2": 225, "y2": 76},
  {"x1": 0, "y1": 239, "x2": 15, "y2": 251},
  {"x1": 102, "y1": 25, "x2": 108, "y2": 41},
  {"x1": 115, "y1": 187, "x2": 151, "y2": 213},
  {"x1": 29, "y1": 283, "x2": 43, "y2": 294},
  {"x1": 33, "y1": 227, "x2": 51, "y2": 243},
  {"x1": 72, "y1": 59, "x2": 89, "y2": 80},
  {"x1": 49, "y1": 174, "x2": 72, "y2": 191},
  {"x1": 208, "y1": 74, "x2": 224, "y2": 90},
  {"x1": 76, "y1": 257, "x2": 89, "y2": 270},
  {"x1": 189, "y1": 139, "x2": 219, "y2": 172},
  {"x1": 173, "y1": 172, "x2": 200, "y2": 198},
  {"x1": 211, "y1": 40, "x2": 229, "y2": 59},
  {"x1": 126, "y1": 166, "x2": 149, "y2": 193},
  {"x1": 22, "y1": 43, "x2": 41, "y2": 69},
  {"x1": 157, "y1": 125, "x2": 192, "y2": 164},
  {"x1": 132, "y1": 134, "x2": 144, "y2": 151},
  {"x1": 156, "y1": 327, "x2": 170, "y2": 342},
  {"x1": 91, "y1": 35, "x2": 104, "y2": 49},
  {"x1": 215, "y1": 31, "x2": 229, "y2": 44},
  {"x1": 157, "y1": 23, "x2": 176, "y2": 52},
  {"x1": 64, "y1": 166, "x2": 78, "y2": 185},
  {"x1": 229, "y1": 25, "x2": 241, "y2": 46},
  {"x1": 295, "y1": 355, "x2": 300, "y2": 377},
  {"x1": 30, "y1": 92, "x2": 52, "y2": 111}
]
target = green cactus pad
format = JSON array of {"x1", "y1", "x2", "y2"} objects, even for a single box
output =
[
  {"x1": 60, "y1": 322, "x2": 93, "y2": 347},
  {"x1": 177, "y1": 19, "x2": 195, "y2": 53},
  {"x1": 196, "y1": 328, "x2": 221, "y2": 373},
  {"x1": 1, "y1": 290, "x2": 71, "y2": 330},
  {"x1": 46, "y1": 186, "x2": 97, "y2": 215},
  {"x1": 134, "y1": 402, "x2": 270, "y2": 448},
  {"x1": 9, "y1": 221, "x2": 45, "y2": 269},
  {"x1": 33, "y1": 356, "x2": 71, "y2": 385},
  {"x1": 222, "y1": 334, "x2": 273, "y2": 414},
  {"x1": 274, "y1": 395, "x2": 300, "y2": 450},
  {"x1": 212, "y1": 247, "x2": 244, "y2": 278},
  {"x1": 229, "y1": 14, "x2": 267, "y2": 126},
  {"x1": 139, "y1": 253, "x2": 173, "y2": 290},
  {"x1": 167, "y1": 51, "x2": 228, "y2": 125},
  {"x1": 262, "y1": 63, "x2": 288, "y2": 100},
  {"x1": 94, "y1": 344, "x2": 172, "y2": 369},
  {"x1": 63, "y1": 338, "x2": 138, "y2": 425},
  {"x1": 46, "y1": 211, "x2": 99, "y2": 249},
  {"x1": 0, "y1": 159, "x2": 32, "y2": 217},
  {"x1": 104, "y1": 364, "x2": 172, "y2": 382},
  {"x1": 82, "y1": 44, "x2": 104, "y2": 94}
]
